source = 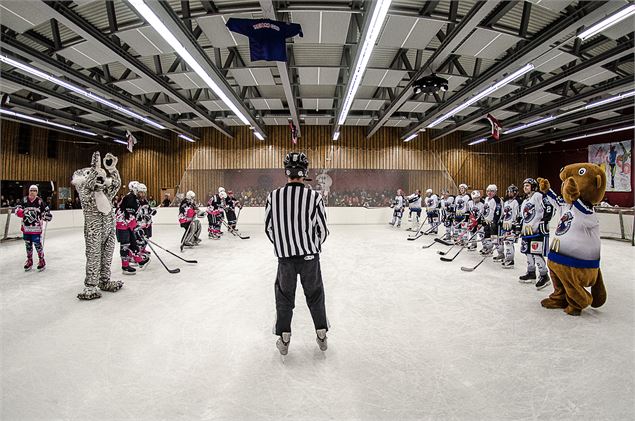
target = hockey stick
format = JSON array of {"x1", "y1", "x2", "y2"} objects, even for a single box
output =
[
  {"x1": 147, "y1": 239, "x2": 197, "y2": 263},
  {"x1": 180, "y1": 220, "x2": 194, "y2": 252},
  {"x1": 221, "y1": 219, "x2": 250, "y2": 239},
  {"x1": 406, "y1": 216, "x2": 428, "y2": 240},
  {"x1": 461, "y1": 256, "x2": 490, "y2": 272},
  {"x1": 407, "y1": 223, "x2": 438, "y2": 241},
  {"x1": 145, "y1": 240, "x2": 180, "y2": 273},
  {"x1": 422, "y1": 222, "x2": 441, "y2": 235},
  {"x1": 421, "y1": 240, "x2": 437, "y2": 249},
  {"x1": 439, "y1": 232, "x2": 479, "y2": 261}
]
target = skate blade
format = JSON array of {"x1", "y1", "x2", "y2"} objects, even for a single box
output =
[{"x1": 122, "y1": 271, "x2": 137, "y2": 276}]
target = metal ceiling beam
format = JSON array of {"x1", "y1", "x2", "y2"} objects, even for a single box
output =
[
  {"x1": 0, "y1": 114, "x2": 105, "y2": 143},
  {"x1": 400, "y1": 0, "x2": 615, "y2": 139},
  {"x1": 0, "y1": 31, "x2": 194, "y2": 139},
  {"x1": 366, "y1": 0, "x2": 503, "y2": 138},
  {"x1": 133, "y1": 0, "x2": 267, "y2": 138},
  {"x1": 441, "y1": 40, "x2": 635, "y2": 141},
  {"x1": 0, "y1": 70, "x2": 170, "y2": 140},
  {"x1": 41, "y1": 0, "x2": 232, "y2": 138},
  {"x1": 519, "y1": 114, "x2": 634, "y2": 147},
  {"x1": 462, "y1": 76, "x2": 635, "y2": 144}
]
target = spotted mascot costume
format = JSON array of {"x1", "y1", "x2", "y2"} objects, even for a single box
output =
[{"x1": 72, "y1": 152, "x2": 123, "y2": 300}]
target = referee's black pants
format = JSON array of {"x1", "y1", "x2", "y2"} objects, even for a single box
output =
[{"x1": 274, "y1": 254, "x2": 328, "y2": 336}]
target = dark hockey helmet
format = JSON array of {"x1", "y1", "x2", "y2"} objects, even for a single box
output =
[
  {"x1": 284, "y1": 152, "x2": 309, "y2": 178},
  {"x1": 507, "y1": 184, "x2": 519, "y2": 195},
  {"x1": 523, "y1": 178, "x2": 538, "y2": 191}
]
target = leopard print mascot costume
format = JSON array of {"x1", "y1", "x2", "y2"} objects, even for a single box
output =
[{"x1": 72, "y1": 152, "x2": 123, "y2": 300}]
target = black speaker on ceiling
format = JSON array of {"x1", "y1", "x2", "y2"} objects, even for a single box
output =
[
  {"x1": 17, "y1": 124, "x2": 31, "y2": 155},
  {"x1": 47, "y1": 131, "x2": 58, "y2": 159}
]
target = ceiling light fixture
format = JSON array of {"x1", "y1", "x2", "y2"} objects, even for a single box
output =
[
  {"x1": 584, "y1": 89, "x2": 635, "y2": 110},
  {"x1": 112, "y1": 138, "x2": 128, "y2": 145},
  {"x1": 504, "y1": 115, "x2": 556, "y2": 134},
  {"x1": 0, "y1": 108, "x2": 97, "y2": 136},
  {"x1": 332, "y1": 131, "x2": 340, "y2": 141},
  {"x1": 468, "y1": 138, "x2": 488, "y2": 146},
  {"x1": 577, "y1": 4, "x2": 635, "y2": 41},
  {"x1": 0, "y1": 54, "x2": 166, "y2": 130},
  {"x1": 428, "y1": 64, "x2": 534, "y2": 128},
  {"x1": 127, "y1": 0, "x2": 250, "y2": 125},
  {"x1": 404, "y1": 133, "x2": 418, "y2": 142},
  {"x1": 336, "y1": 0, "x2": 392, "y2": 126},
  {"x1": 561, "y1": 125, "x2": 635, "y2": 143},
  {"x1": 254, "y1": 131, "x2": 265, "y2": 141},
  {"x1": 178, "y1": 133, "x2": 196, "y2": 142}
]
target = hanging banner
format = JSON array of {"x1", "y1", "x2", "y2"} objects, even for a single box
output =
[{"x1": 588, "y1": 140, "x2": 632, "y2": 192}]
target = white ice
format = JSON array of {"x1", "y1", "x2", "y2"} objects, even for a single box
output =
[{"x1": 1, "y1": 224, "x2": 634, "y2": 420}]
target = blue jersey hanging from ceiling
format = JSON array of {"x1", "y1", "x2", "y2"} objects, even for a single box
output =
[{"x1": 225, "y1": 18, "x2": 303, "y2": 62}]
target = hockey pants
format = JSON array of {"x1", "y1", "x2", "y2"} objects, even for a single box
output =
[{"x1": 23, "y1": 233, "x2": 44, "y2": 261}]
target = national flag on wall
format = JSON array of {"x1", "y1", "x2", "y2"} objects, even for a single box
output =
[
  {"x1": 486, "y1": 114, "x2": 502, "y2": 140},
  {"x1": 126, "y1": 130, "x2": 137, "y2": 153}
]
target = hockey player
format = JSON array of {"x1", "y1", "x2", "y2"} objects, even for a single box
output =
[
  {"x1": 180, "y1": 190, "x2": 202, "y2": 247},
  {"x1": 439, "y1": 189, "x2": 455, "y2": 241},
  {"x1": 136, "y1": 183, "x2": 156, "y2": 257},
  {"x1": 206, "y1": 187, "x2": 226, "y2": 239},
  {"x1": 480, "y1": 185, "x2": 503, "y2": 256},
  {"x1": 225, "y1": 190, "x2": 242, "y2": 232},
  {"x1": 15, "y1": 185, "x2": 52, "y2": 271},
  {"x1": 519, "y1": 178, "x2": 551, "y2": 290},
  {"x1": 406, "y1": 189, "x2": 422, "y2": 231},
  {"x1": 389, "y1": 189, "x2": 405, "y2": 228},
  {"x1": 424, "y1": 189, "x2": 439, "y2": 234},
  {"x1": 465, "y1": 190, "x2": 484, "y2": 250},
  {"x1": 496, "y1": 185, "x2": 522, "y2": 268},
  {"x1": 453, "y1": 184, "x2": 470, "y2": 241},
  {"x1": 116, "y1": 181, "x2": 149, "y2": 274}
]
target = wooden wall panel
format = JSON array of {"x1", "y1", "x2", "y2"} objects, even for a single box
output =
[{"x1": 2, "y1": 120, "x2": 540, "y2": 203}]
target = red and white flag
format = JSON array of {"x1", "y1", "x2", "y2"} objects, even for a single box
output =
[
  {"x1": 486, "y1": 114, "x2": 502, "y2": 140},
  {"x1": 289, "y1": 121, "x2": 298, "y2": 145},
  {"x1": 126, "y1": 130, "x2": 137, "y2": 153}
]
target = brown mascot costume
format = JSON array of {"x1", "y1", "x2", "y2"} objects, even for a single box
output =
[{"x1": 538, "y1": 163, "x2": 607, "y2": 316}]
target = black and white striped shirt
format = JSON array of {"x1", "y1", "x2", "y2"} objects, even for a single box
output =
[{"x1": 265, "y1": 182, "x2": 329, "y2": 258}]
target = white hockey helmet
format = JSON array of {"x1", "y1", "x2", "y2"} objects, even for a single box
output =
[
  {"x1": 218, "y1": 187, "x2": 225, "y2": 193},
  {"x1": 426, "y1": 188, "x2": 433, "y2": 194},
  {"x1": 29, "y1": 184, "x2": 38, "y2": 192},
  {"x1": 128, "y1": 180, "x2": 139, "y2": 191},
  {"x1": 458, "y1": 183, "x2": 468, "y2": 193},
  {"x1": 471, "y1": 190, "x2": 481, "y2": 200},
  {"x1": 486, "y1": 184, "x2": 498, "y2": 192},
  {"x1": 219, "y1": 191, "x2": 228, "y2": 199},
  {"x1": 137, "y1": 183, "x2": 147, "y2": 193},
  {"x1": 186, "y1": 190, "x2": 196, "y2": 200}
]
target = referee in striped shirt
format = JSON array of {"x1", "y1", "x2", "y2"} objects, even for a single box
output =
[{"x1": 265, "y1": 152, "x2": 329, "y2": 355}]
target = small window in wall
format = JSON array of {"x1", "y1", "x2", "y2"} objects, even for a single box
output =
[
  {"x1": 17, "y1": 124, "x2": 31, "y2": 155},
  {"x1": 47, "y1": 132, "x2": 58, "y2": 159}
]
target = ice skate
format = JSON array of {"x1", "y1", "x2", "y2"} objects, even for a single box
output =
[
  {"x1": 98, "y1": 280, "x2": 124, "y2": 292},
  {"x1": 518, "y1": 271, "x2": 536, "y2": 283},
  {"x1": 535, "y1": 274, "x2": 551, "y2": 290},
  {"x1": 24, "y1": 258, "x2": 33, "y2": 272},
  {"x1": 502, "y1": 260, "x2": 515, "y2": 269},
  {"x1": 122, "y1": 265, "x2": 136, "y2": 275},
  {"x1": 136, "y1": 254, "x2": 150, "y2": 270},
  {"x1": 276, "y1": 332, "x2": 291, "y2": 355},
  {"x1": 77, "y1": 286, "x2": 102, "y2": 300},
  {"x1": 316, "y1": 329, "x2": 328, "y2": 351},
  {"x1": 492, "y1": 254, "x2": 504, "y2": 262},
  {"x1": 36, "y1": 258, "x2": 46, "y2": 272}
]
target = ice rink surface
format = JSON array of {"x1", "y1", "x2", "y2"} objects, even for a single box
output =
[{"x1": 1, "y1": 224, "x2": 634, "y2": 420}]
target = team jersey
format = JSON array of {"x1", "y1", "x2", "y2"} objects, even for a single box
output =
[
  {"x1": 406, "y1": 193, "x2": 421, "y2": 209},
  {"x1": 392, "y1": 195, "x2": 405, "y2": 210},
  {"x1": 440, "y1": 195, "x2": 455, "y2": 212},
  {"x1": 468, "y1": 200, "x2": 484, "y2": 220},
  {"x1": 226, "y1": 18, "x2": 303, "y2": 62},
  {"x1": 116, "y1": 192, "x2": 139, "y2": 230},
  {"x1": 207, "y1": 194, "x2": 226, "y2": 214},
  {"x1": 455, "y1": 194, "x2": 470, "y2": 215},
  {"x1": 483, "y1": 195, "x2": 502, "y2": 224},
  {"x1": 544, "y1": 190, "x2": 601, "y2": 266},
  {"x1": 179, "y1": 199, "x2": 197, "y2": 224},
  {"x1": 137, "y1": 198, "x2": 155, "y2": 229},
  {"x1": 501, "y1": 198, "x2": 520, "y2": 231},
  {"x1": 424, "y1": 194, "x2": 439, "y2": 212},
  {"x1": 520, "y1": 192, "x2": 545, "y2": 235},
  {"x1": 14, "y1": 196, "x2": 52, "y2": 234}
]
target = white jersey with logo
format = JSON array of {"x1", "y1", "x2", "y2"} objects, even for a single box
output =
[
  {"x1": 425, "y1": 194, "x2": 439, "y2": 212},
  {"x1": 455, "y1": 194, "x2": 470, "y2": 215},
  {"x1": 440, "y1": 195, "x2": 455, "y2": 210},
  {"x1": 482, "y1": 196, "x2": 501, "y2": 224},
  {"x1": 520, "y1": 191, "x2": 544, "y2": 233},
  {"x1": 406, "y1": 193, "x2": 421, "y2": 209},
  {"x1": 501, "y1": 198, "x2": 519, "y2": 230},
  {"x1": 392, "y1": 195, "x2": 405, "y2": 210},
  {"x1": 468, "y1": 200, "x2": 484, "y2": 219}
]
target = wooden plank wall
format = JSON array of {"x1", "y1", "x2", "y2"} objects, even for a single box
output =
[{"x1": 1, "y1": 120, "x2": 539, "y2": 202}]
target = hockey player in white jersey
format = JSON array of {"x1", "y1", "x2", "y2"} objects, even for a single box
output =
[
  {"x1": 519, "y1": 178, "x2": 551, "y2": 289},
  {"x1": 424, "y1": 189, "x2": 439, "y2": 234},
  {"x1": 466, "y1": 190, "x2": 484, "y2": 250},
  {"x1": 453, "y1": 184, "x2": 470, "y2": 241},
  {"x1": 389, "y1": 189, "x2": 406, "y2": 228},
  {"x1": 496, "y1": 185, "x2": 521, "y2": 268},
  {"x1": 480, "y1": 185, "x2": 502, "y2": 256},
  {"x1": 439, "y1": 189, "x2": 455, "y2": 241},
  {"x1": 406, "y1": 189, "x2": 422, "y2": 231}
]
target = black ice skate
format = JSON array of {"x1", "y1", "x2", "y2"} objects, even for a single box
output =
[
  {"x1": 276, "y1": 332, "x2": 291, "y2": 355},
  {"x1": 137, "y1": 255, "x2": 150, "y2": 270},
  {"x1": 502, "y1": 260, "x2": 515, "y2": 269},
  {"x1": 122, "y1": 265, "x2": 137, "y2": 275},
  {"x1": 37, "y1": 258, "x2": 46, "y2": 272},
  {"x1": 535, "y1": 274, "x2": 551, "y2": 290},
  {"x1": 519, "y1": 271, "x2": 536, "y2": 283},
  {"x1": 492, "y1": 254, "x2": 504, "y2": 262},
  {"x1": 316, "y1": 329, "x2": 328, "y2": 351},
  {"x1": 24, "y1": 258, "x2": 33, "y2": 271}
]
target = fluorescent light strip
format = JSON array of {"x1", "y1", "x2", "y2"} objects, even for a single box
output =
[
  {"x1": 113, "y1": 138, "x2": 128, "y2": 145},
  {"x1": 332, "y1": 131, "x2": 340, "y2": 141},
  {"x1": 468, "y1": 138, "x2": 488, "y2": 146},
  {"x1": 404, "y1": 133, "x2": 418, "y2": 142},
  {"x1": 0, "y1": 55, "x2": 165, "y2": 130},
  {"x1": 505, "y1": 115, "x2": 555, "y2": 134},
  {"x1": 0, "y1": 108, "x2": 97, "y2": 136},
  {"x1": 128, "y1": 0, "x2": 250, "y2": 125},
  {"x1": 178, "y1": 134, "x2": 196, "y2": 142},
  {"x1": 254, "y1": 131, "x2": 265, "y2": 141},
  {"x1": 577, "y1": 4, "x2": 635, "y2": 41},
  {"x1": 585, "y1": 89, "x2": 635, "y2": 110},
  {"x1": 337, "y1": 0, "x2": 392, "y2": 126},
  {"x1": 561, "y1": 125, "x2": 635, "y2": 143},
  {"x1": 428, "y1": 64, "x2": 534, "y2": 128}
]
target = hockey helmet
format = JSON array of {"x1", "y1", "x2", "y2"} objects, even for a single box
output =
[
  {"x1": 227, "y1": 190, "x2": 234, "y2": 196},
  {"x1": 128, "y1": 180, "x2": 139, "y2": 191},
  {"x1": 426, "y1": 188, "x2": 433, "y2": 195},
  {"x1": 219, "y1": 191, "x2": 228, "y2": 199},
  {"x1": 186, "y1": 190, "x2": 196, "y2": 200},
  {"x1": 486, "y1": 184, "x2": 497, "y2": 192},
  {"x1": 471, "y1": 190, "x2": 481, "y2": 200},
  {"x1": 458, "y1": 183, "x2": 468, "y2": 193},
  {"x1": 523, "y1": 178, "x2": 538, "y2": 192},
  {"x1": 284, "y1": 152, "x2": 309, "y2": 178},
  {"x1": 507, "y1": 184, "x2": 519, "y2": 195},
  {"x1": 137, "y1": 183, "x2": 147, "y2": 194},
  {"x1": 218, "y1": 187, "x2": 225, "y2": 193},
  {"x1": 29, "y1": 184, "x2": 38, "y2": 192}
]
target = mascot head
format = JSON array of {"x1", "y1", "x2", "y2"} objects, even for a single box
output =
[
  {"x1": 72, "y1": 151, "x2": 112, "y2": 192},
  {"x1": 559, "y1": 163, "x2": 606, "y2": 205}
]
